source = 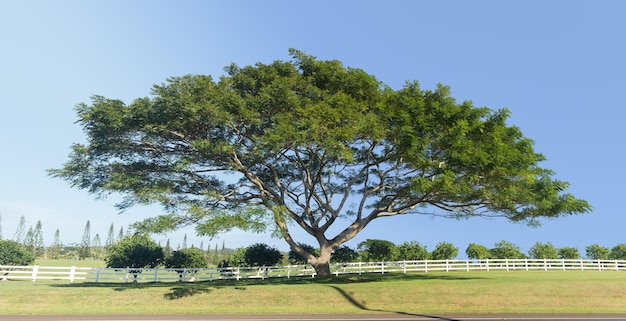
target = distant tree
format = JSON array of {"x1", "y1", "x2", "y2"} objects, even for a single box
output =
[
  {"x1": 48, "y1": 229, "x2": 62, "y2": 259},
  {"x1": 13, "y1": 215, "x2": 26, "y2": 244},
  {"x1": 244, "y1": 243, "x2": 283, "y2": 267},
  {"x1": 431, "y1": 242, "x2": 458, "y2": 260},
  {"x1": 211, "y1": 243, "x2": 219, "y2": 264},
  {"x1": 220, "y1": 241, "x2": 227, "y2": 261},
  {"x1": 528, "y1": 242, "x2": 558, "y2": 259},
  {"x1": 465, "y1": 243, "x2": 492, "y2": 260},
  {"x1": 164, "y1": 248, "x2": 208, "y2": 281},
  {"x1": 396, "y1": 241, "x2": 429, "y2": 261},
  {"x1": 224, "y1": 248, "x2": 247, "y2": 267},
  {"x1": 105, "y1": 223, "x2": 115, "y2": 249},
  {"x1": 358, "y1": 239, "x2": 397, "y2": 262},
  {"x1": 61, "y1": 242, "x2": 80, "y2": 260},
  {"x1": 585, "y1": 244, "x2": 609, "y2": 260},
  {"x1": 490, "y1": 240, "x2": 526, "y2": 259},
  {"x1": 24, "y1": 226, "x2": 35, "y2": 256},
  {"x1": 78, "y1": 221, "x2": 91, "y2": 259},
  {"x1": 105, "y1": 234, "x2": 164, "y2": 282},
  {"x1": 288, "y1": 243, "x2": 318, "y2": 265},
  {"x1": 33, "y1": 221, "x2": 45, "y2": 258},
  {"x1": 608, "y1": 244, "x2": 626, "y2": 260},
  {"x1": 0, "y1": 240, "x2": 34, "y2": 280},
  {"x1": 331, "y1": 245, "x2": 358, "y2": 263},
  {"x1": 164, "y1": 239, "x2": 172, "y2": 258},
  {"x1": 182, "y1": 234, "x2": 188, "y2": 249},
  {"x1": 117, "y1": 226, "x2": 124, "y2": 241},
  {"x1": 92, "y1": 233, "x2": 103, "y2": 260},
  {"x1": 557, "y1": 247, "x2": 580, "y2": 259}
]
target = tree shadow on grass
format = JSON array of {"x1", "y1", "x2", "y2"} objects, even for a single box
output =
[
  {"x1": 328, "y1": 285, "x2": 463, "y2": 321},
  {"x1": 163, "y1": 287, "x2": 212, "y2": 300},
  {"x1": 49, "y1": 272, "x2": 485, "y2": 303}
]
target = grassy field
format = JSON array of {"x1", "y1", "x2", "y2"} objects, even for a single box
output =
[
  {"x1": 34, "y1": 259, "x2": 106, "y2": 268},
  {"x1": 0, "y1": 270, "x2": 624, "y2": 315}
]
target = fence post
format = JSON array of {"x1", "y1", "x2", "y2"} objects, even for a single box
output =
[
  {"x1": 425, "y1": 260, "x2": 428, "y2": 273},
  {"x1": 31, "y1": 265, "x2": 39, "y2": 282},
  {"x1": 70, "y1": 266, "x2": 76, "y2": 282},
  {"x1": 403, "y1": 260, "x2": 407, "y2": 274},
  {"x1": 95, "y1": 267, "x2": 101, "y2": 283},
  {"x1": 562, "y1": 259, "x2": 566, "y2": 271},
  {"x1": 544, "y1": 259, "x2": 548, "y2": 271},
  {"x1": 154, "y1": 268, "x2": 159, "y2": 282},
  {"x1": 446, "y1": 260, "x2": 449, "y2": 272},
  {"x1": 381, "y1": 262, "x2": 385, "y2": 274},
  {"x1": 486, "y1": 258, "x2": 489, "y2": 271},
  {"x1": 466, "y1": 259, "x2": 470, "y2": 272}
]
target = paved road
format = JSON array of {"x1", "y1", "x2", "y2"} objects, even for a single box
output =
[{"x1": 2, "y1": 315, "x2": 626, "y2": 321}]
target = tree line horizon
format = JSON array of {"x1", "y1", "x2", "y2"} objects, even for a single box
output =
[{"x1": 1, "y1": 213, "x2": 624, "y2": 264}]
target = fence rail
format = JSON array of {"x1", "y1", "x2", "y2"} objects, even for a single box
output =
[
  {"x1": 2, "y1": 258, "x2": 624, "y2": 283},
  {"x1": 0, "y1": 265, "x2": 90, "y2": 282}
]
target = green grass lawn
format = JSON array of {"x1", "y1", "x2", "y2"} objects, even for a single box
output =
[
  {"x1": 1, "y1": 270, "x2": 624, "y2": 315},
  {"x1": 34, "y1": 259, "x2": 106, "y2": 268}
]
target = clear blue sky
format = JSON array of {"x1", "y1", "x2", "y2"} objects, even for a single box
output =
[{"x1": 1, "y1": 1, "x2": 624, "y2": 256}]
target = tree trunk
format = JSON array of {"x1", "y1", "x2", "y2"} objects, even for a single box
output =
[
  {"x1": 309, "y1": 246, "x2": 333, "y2": 278},
  {"x1": 311, "y1": 261, "x2": 331, "y2": 278}
]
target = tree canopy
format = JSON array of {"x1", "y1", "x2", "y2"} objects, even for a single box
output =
[
  {"x1": 105, "y1": 234, "x2": 164, "y2": 273},
  {"x1": 50, "y1": 49, "x2": 591, "y2": 276},
  {"x1": 0, "y1": 239, "x2": 34, "y2": 266},
  {"x1": 165, "y1": 248, "x2": 208, "y2": 280}
]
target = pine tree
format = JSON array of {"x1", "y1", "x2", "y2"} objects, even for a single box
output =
[
  {"x1": 13, "y1": 215, "x2": 26, "y2": 244},
  {"x1": 105, "y1": 223, "x2": 115, "y2": 249},
  {"x1": 117, "y1": 226, "x2": 124, "y2": 241},
  {"x1": 182, "y1": 234, "x2": 188, "y2": 249},
  {"x1": 48, "y1": 229, "x2": 62, "y2": 259},
  {"x1": 33, "y1": 220, "x2": 45, "y2": 258},
  {"x1": 25, "y1": 226, "x2": 35, "y2": 256},
  {"x1": 78, "y1": 220, "x2": 91, "y2": 259},
  {"x1": 164, "y1": 239, "x2": 172, "y2": 257},
  {"x1": 92, "y1": 233, "x2": 102, "y2": 259}
]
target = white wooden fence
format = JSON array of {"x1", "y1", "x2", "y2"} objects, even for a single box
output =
[
  {"x1": 2, "y1": 258, "x2": 624, "y2": 283},
  {"x1": 0, "y1": 265, "x2": 90, "y2": 282}
]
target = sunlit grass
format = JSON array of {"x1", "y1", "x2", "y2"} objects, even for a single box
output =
[
  {"x1": 34, "y1": 259, "x2": 106, "y2": 268},
  {"x1": 0, "y1": 271, "x2": 624, "y2": 315}
]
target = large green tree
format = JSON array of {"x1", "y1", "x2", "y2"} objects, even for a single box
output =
[
  {"x1": 164, "y1": 248, "x2": 208, "y2": 281},
  {"x1": 431, "y1": 241, "x2": 459, "y2": 260},
  {"x1": 528, "y1": 242, "x2": 559, "y2": 259},
  {"x1": 0, "y1": 240, "x2": 35, "y2": 280},
  {"x1": 358, "y1": 239, "x2": 397, "y2": 262},
  {"x1": 105, "y1": 234, "x2": 164, "y2": 282},
  {"x1": 50, "y1": 49, "x2": 591, "y2": 277}
]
